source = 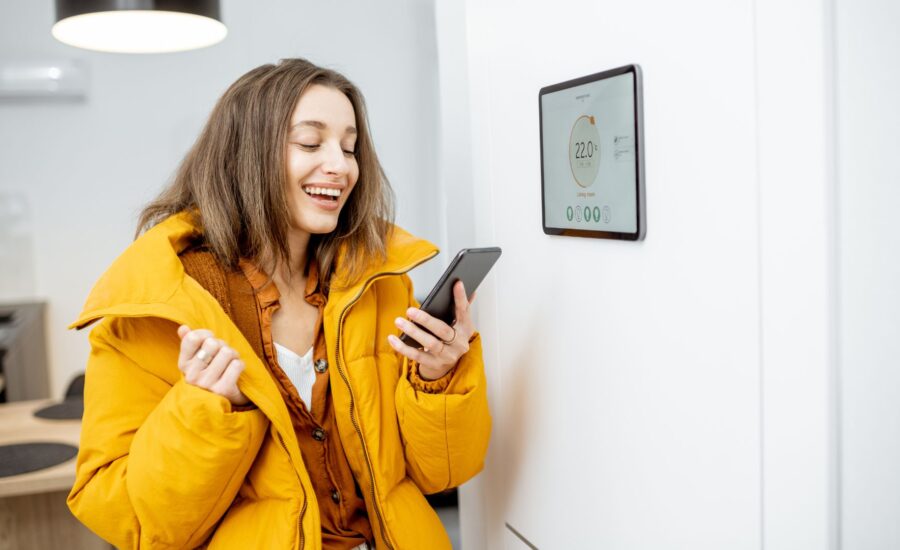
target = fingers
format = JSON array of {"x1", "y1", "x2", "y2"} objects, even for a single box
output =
[
  {"x1": 213, "y1": 359, "x2": 246, "y2": 403},
  {"x1": 182, "y1": 337, "x2": 224, "y2": 379},
  {"x1": 454, "y1": 281, "x2": 477, "y2": 324},
  {"x1": 394, "y1": 316, "x2": 444, "y2": 354},
  {"x1": 196, "y1": 344, "x2": 237, "y2": 387},
  {"x1": 174, "y1": 325, "x2": 250, "y2": 407},
  {"x1": 453, "y1": 281, "x2": 466, "y2": 324},
  {"x1": 403, "y1": 308, "x2": 456, "y2": 344},
  {"x1": 391, "y1": 283, "x2": 479, "y2": 379},
  {"x1": 387, "y1": 334, "x2": 434, "y2": 366},
  {"x1": 392, "y1": 310, "x2": 471, "y2": 363},
  {"x1": 402, "y1": 280, "x2": 475, "y2": 348},
  {"x1": 178, "y1": 327, "x2": 214, "y2": 368}
]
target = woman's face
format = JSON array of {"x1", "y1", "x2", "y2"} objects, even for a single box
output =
[{"x1": 284, "y1": 84, "x2": 359, "y2": 236}]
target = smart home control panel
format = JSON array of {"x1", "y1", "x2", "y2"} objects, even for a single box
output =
[{"x1": 539, "y1": 64, "x2": 646, "y2": 240}]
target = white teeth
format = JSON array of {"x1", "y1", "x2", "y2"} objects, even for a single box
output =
[{"x1": 304, "y1": 186, "x2": 341, "y2": 197}]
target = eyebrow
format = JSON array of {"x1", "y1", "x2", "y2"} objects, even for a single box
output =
[{"x1": 291, "y1": 120, "x2": 357, "y2": 135}]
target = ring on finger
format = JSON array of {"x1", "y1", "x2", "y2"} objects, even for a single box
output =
[
  {"x1": 196, "y1": 348, "x2": 211, "y2": 364},
  {"x1": 441, "y1": 326, "x2": 457, "y2": 346}
]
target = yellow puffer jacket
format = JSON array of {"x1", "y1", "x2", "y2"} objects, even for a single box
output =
[{"x1": 67, "y1": 212, "x2": 491, "y2": 549}]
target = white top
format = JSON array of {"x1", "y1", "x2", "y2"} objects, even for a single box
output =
[{"x1": 273, "y1": 342, "x2": 314, "y2": 411}]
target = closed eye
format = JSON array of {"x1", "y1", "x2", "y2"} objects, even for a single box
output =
[{"x1": 293, "y1": 143, "x2": 355, "y2": 157}]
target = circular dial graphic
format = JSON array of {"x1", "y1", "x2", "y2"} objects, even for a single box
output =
[{"x1": 568, "y1": 115, "x2": 601, "y2": 188}]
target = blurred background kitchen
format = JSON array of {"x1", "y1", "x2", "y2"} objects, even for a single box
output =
[{"x1": 1, "y1": 0, "x2": 899, "y2": 549}]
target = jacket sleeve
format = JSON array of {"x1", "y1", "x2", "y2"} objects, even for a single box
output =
[
  {"x1": 67, "y1": 317, "x2": 269, "y2": 549},
  {"x1": 393, "y1": 274, "x2": 492, "y2": 494}
]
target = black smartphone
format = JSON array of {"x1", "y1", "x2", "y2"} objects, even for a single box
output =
[{"x1": 399, "y1": 247, "x2": 502, "y2": 349}]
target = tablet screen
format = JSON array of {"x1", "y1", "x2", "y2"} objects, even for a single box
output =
[{"x1": 539, "y1": 64, "x2": 645, "y2": 240}]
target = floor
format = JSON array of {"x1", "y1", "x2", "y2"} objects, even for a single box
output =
[
  {"x1": 435, "y1": 504, "x2": 461, "y2": 549},
  {"x1": 428, "y1": 489, "x2": 461, "y2": 549}
]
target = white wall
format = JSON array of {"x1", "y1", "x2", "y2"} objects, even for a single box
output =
[
  {"x1": 835, "y1": 0, "x2": 900, "y2": 547},
  {"x1": 756, "y1": 0, "x2": 835, "y2": 547},
  {"x1": 453, "y1": 1, "x2": 764, "y2": 548},
  {"x1": 0, "y1": 0, "x2": 443, "y2": 396},
  {"x1": 436, "y1": 0, "x2": 898, "y2": 548}
]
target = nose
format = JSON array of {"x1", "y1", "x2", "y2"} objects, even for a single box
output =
[{"x1": 321, "y1": 142, "x2": 351, "y2": 176}]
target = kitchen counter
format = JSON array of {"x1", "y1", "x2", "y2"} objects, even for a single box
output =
[
  {"x1": 0, "y1": 398, "x2": 79, "y2": 498},
  {"x1": 0, "y1": 399, "x2": 109, "y2": 549}
]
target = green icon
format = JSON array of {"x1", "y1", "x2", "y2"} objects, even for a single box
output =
[
  {"x1": 566, "y1": 206, "x2": 573, "y2": 221},
  {"x1": 584, "y1": 206, "x2": 592, "y2": 222},
  {"x1": 593, "y1": 206, "x2": 601, "y2": 222}
]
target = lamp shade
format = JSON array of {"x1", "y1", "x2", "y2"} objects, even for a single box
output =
[{"x1": 52, "y1": 0, "x2": 227, "y2": 54}]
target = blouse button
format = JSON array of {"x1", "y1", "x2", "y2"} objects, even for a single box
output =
[
  {"x1": 331, "y1": 489, "x2": 341, "y2": 504},
  {"x1": 314, "y1": 358, "x2": 328, "y2": 373},
  {"x1": 312, "y1": 428, "x2": 326, "y2": 441}
]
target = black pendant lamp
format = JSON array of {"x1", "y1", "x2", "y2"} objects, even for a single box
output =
[{"x1": 52, "y1": 0, "x2": 227, "y2": 53}]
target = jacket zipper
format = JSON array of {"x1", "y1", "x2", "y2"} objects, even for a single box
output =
[
  {"x1": 333, "y1": 252, "x2": 438, "y2": 550},
  {"x1": 277, "y1": 432, "x2": 308, "y2": 550}
]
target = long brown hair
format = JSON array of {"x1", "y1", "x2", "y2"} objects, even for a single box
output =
[{"x1": 137, "y1": 58, "x2": 394, "y2": 290}]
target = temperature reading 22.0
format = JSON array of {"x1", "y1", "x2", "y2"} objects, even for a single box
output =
[
  {"x1": 568, "y1": 114, "x2": 601, "y2": 188},
  {"x1": 574, "y1": 141, "x2": 597, "y2": 159}
]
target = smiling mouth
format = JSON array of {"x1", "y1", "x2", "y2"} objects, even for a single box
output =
[{"x1": 302, "y1": 185, "x2": 342, "y2": 202}]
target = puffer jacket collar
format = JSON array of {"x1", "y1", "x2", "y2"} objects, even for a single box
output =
[{"x1": 71, "y1": 211, "x2": 438, "y2": 331}]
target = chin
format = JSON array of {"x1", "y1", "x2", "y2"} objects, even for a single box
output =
[
  {"x1": 302, "y1": 220, "x2": 341, "y2": 235},
  {"x1": 308, "y1": 227, "x2": 339, "y2": 236}
]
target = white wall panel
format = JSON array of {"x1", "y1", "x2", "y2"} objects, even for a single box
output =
[
  {"x1": 454, "y1": 1, "x2": 763, "y2": 547},
  {"x1": 756, "y1": 0, "x2": 836, "y2": 548},
  {"x1": 835, "y1": 0, "x2": 900, "y2": 548}
]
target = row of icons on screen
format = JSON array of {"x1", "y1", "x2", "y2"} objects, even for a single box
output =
[{"x1": 566, "y1": 205, "x2": 611, "y2": 223}]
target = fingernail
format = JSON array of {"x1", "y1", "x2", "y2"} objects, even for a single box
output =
[
  {"x1": 407, "y1": 307, "x2": 417, "y2": 318},
  {"x1": 394, "y1": 317, "x2": 405, "y2": 327}
]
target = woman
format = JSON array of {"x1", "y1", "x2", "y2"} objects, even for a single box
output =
[{"x1": 67, "y1": 58, "x2": 491, "y2": 550}]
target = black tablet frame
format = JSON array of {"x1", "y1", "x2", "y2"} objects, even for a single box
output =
[{"x1": 539, "y1": 64, "x2": 646, "y2": 241}]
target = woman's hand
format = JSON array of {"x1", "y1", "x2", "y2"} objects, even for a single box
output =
[
  {"x1": 177, "y1": 325, "x2": 250, "y2": 406},
  {"x1": 388, "y1": 281, "x2": 477, "y2": 380}
]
